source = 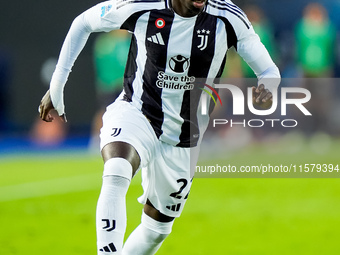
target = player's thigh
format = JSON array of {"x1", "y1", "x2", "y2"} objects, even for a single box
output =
[
  {"x1": 100, "y1": 100, "x2": 157, "y2": 171},
  {"x1": 139, "y1": 142, "x2": 194, "y2": 218}
]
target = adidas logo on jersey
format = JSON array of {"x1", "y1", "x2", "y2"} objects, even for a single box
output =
[{"x1": 147, "y1": 32, "x2": 165, "y2": 45}]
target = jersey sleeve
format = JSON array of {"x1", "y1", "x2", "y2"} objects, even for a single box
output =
[
  {"x1": 83, "y1": 1, "x2": 149, "y2": 32},
  {"x1": 221, "y1": 1, "x2": 280, "y2": 91},
  {"x1": 49, "y1": 1, "x2": 153, "y2": 115},
  {"x1": 236, "y1": 25, "x2": 280, "y2": 91},
  {"x1": 236, "y1": 26, "x2": 279, "y2": 74}
]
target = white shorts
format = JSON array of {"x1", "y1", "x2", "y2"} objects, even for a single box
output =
[{"x1": 100, "y1": 100, "x2": 196, "y2": 218}]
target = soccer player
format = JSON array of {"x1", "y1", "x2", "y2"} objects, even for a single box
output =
[{"x1": 39, "y1": 0, "x2": 280, "y2": 254}]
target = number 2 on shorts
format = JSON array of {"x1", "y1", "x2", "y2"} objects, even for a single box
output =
[{"x1": 169, "y1": 178, "x2": 192, "y2": 199}]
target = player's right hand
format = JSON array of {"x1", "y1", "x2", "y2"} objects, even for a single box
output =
[
  {"x1": 39, "y1": 90, "x2": 67, "y2": 123},
  {"x1": 252, "y1": 84, "x2": 273, "y2": 110}
]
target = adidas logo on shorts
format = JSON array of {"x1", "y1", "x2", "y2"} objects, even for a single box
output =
[{"x1": 166, "y1": 203, "x2": 181, "y2": 212}]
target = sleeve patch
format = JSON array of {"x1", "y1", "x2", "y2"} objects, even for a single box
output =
[{"x1": 100, "y1": 4, "x2": 113, "y2": 17}]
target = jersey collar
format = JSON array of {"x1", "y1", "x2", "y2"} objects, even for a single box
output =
[{"x1": 165, "y1": 0, "x2": 207, "y2": 16}]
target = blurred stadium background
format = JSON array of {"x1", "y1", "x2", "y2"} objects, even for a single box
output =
[{"x1": 1, "y1": 0, "x2": 340, "y2": 254}]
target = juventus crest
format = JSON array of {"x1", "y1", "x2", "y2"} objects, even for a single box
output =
[{"x1": 197, "y1": 29, "x2": 210, "y2": 51}]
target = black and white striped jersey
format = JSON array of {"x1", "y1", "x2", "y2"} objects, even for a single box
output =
[{"x1": 50, "y1": 0, "x2": 280, "y2": 147}]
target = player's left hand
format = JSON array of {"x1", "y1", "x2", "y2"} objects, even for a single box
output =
[
  {"x1": 252, "y1": 84, "x2": 273, "y2": 109},
  {"x1": 39, "y1": 90, "x2": 67, "y2": 123}
]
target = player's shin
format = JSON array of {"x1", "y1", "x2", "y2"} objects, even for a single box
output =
[
  {"x1": 122, "y1": 212, "x2": 173, "y2": 255},
  {"x1": 96, "y1": 158, "x2": 132, "y2": 255}
]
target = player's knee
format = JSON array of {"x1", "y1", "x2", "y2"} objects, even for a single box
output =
[
  {"x1": 141, "y1": 211, "x2": 174, "y2": 238},
  {"x1": 101, "y1": 158, "x2": 133, "y2": 197},
  {"x1": 103, "y1": 157, "x2": 133, "y2": 181}
]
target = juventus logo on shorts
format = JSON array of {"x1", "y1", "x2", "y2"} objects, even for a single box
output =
[{"x1": 111, "y1": 128, "x2": 122, "y2": 137}]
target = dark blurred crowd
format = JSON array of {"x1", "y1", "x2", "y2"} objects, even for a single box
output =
[
  {"x1": 234, "y1": 2, "x2": 339, "y2": 79},
  {"x1": 216, "y1": 2, "x2": 340, "y2": 137}
]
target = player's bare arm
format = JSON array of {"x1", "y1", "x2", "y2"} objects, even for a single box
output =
[{"x1": 252, "y1": 84, "x2": 273, "y2": 110}]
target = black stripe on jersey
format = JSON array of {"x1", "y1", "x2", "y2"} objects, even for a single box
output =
[
  {"x1": 121, "y1": 11, "x2": 150, "y2": 101},
  {"x1": 116, "y1": 0, "x2": 163, "y2": 10},
  {"x1": 120, "y1": 10, "x2": 149, "y2": 32},
  {"x1": 207, "y1": 1, "x2": 250, "y2": 29},
  {"x1": 188, "y1": 12, "x2": 218, "y2": 78},
  {"x1": 164, "y1": 0, "x2": 170, "y2": 9},
  {"x1": 122, "y1": 35, "x2": 138, "y2": 102},
  {"x1": 217, "y1": 16, "x2": 237, "y2": 50},
  {"x1": 141, "y1": 9, "x2": 175, "y2": 138},
  {"x1": 178, "y1": 12, "x2": 218, "y2": 147}
]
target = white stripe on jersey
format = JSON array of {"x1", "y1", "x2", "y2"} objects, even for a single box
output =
[
  {"x1": 130, "y1": 12, "x2": 150, "y2": 111},
  {"x1": 159, "y1": 14, "x2": 197, "y2": 145}
]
